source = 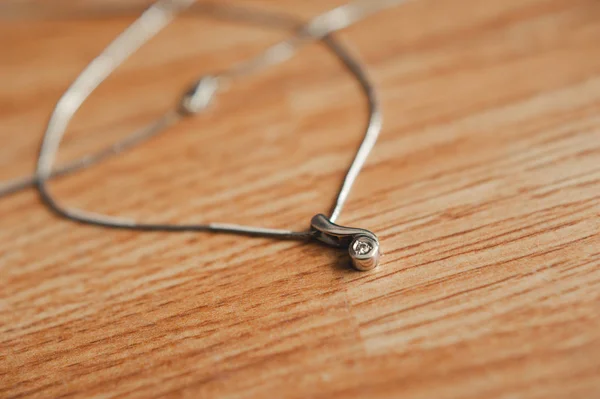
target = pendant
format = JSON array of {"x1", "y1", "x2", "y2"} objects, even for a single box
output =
[{"x1": 310, "y1": 214, "x2": 380, "y2": 271}]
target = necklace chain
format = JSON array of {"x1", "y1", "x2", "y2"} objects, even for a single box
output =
[{"x1": 1, "y1": 0, "x2": 409, "y2": 269}]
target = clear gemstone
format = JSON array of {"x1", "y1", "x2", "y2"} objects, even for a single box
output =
[{"x1": 353, "y1": 239, "x2": 373, "y2": 255}]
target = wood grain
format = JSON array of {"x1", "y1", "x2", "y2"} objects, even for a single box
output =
[{"x1": 1, "y1": 0, "x2": 600, "y2": 398}]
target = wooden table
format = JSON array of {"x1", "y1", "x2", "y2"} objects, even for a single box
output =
[{"x1": 1, "y1": 1, "x2": 599, "y2": 397}]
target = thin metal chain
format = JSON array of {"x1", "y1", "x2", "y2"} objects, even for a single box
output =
[
  {"x1": 0, "y1": 111, "x2": 179, "y2": 198},
  {"x1": 0, "y1": 3, "x2": 306, "y2": 199},
  {"x1": 7, "y1": 0, "x2": 407, "y2": 240}
]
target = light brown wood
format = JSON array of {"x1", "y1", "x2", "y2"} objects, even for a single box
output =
[{"x1": 1, "y1": 1, "x2": 600, "y2": 398}]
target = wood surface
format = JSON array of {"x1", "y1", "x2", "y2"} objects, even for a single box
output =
[{"x1": 1, "y1": 0, "x2": 600, "y2": 398}]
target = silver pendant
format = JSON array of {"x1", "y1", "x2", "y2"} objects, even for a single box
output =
[{"x1": 311, "y1": 214, "x2": 380, "y2": 271}]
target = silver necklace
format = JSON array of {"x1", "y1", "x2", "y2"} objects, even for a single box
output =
[{"x1": 2, "y1": 0, "x2": 408, "y2": 270}]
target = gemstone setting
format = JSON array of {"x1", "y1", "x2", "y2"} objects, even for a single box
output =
[
  {"x1": 352, "y1": 239, "x2": 373, "y2": 255},
  {"x1": 349, "y1": 235, "x2": 380, "y2": 271}
]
